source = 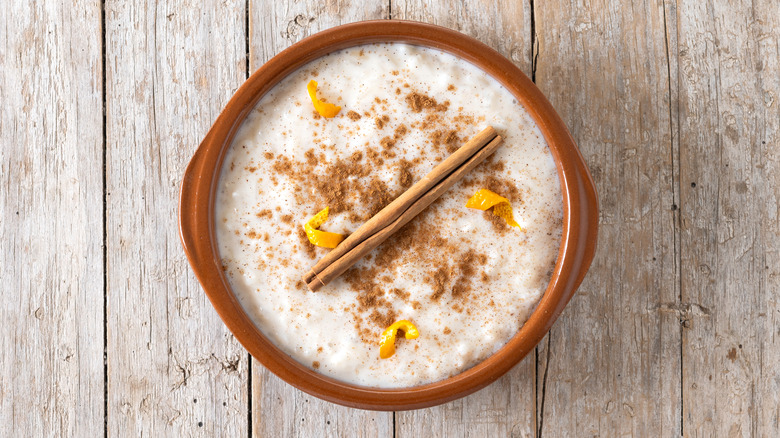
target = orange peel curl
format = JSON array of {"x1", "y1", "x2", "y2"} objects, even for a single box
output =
[
  {"x1": 303, "y1": 207, "x2": 344, "y2": 249},
  {"x1": 466, "y1": 188, "x2": 522, "y2": 229},
  {"x1": 307, "y1": 80, "x2": 341, "y2": 118},
  {"x1": 379, "y1": 320, "x2": 419, "y2": 359}
]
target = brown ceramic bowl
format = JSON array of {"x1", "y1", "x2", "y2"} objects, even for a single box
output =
[{"x1": 179, "y1": 20, "x2": 598, "y2": 410}]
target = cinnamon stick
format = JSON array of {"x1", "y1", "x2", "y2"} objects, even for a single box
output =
[
  {"x1": 303, "y1": 127, "x2": 503, "y2": 292},
  {"x1": 302, "y1": 126, "x2": 497, "y2": 287}
]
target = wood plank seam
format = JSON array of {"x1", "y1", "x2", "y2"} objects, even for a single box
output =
[
  {"x1": 660, "y1": 2, "x2": 684, "y2": 436},
  {"x1": 101, "y1": 0, "x2": 109, "y2": 436},
  {"x1": 529, "y1": 3, "x2": 549, "y2": 438}
]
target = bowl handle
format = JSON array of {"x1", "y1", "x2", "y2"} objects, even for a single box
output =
[
  {"x1": 567, "y1": 150, "x2": 599, "y2": 297},
  {"x1": 179, "y1": 127, "x2": 218, "y2": 271}
]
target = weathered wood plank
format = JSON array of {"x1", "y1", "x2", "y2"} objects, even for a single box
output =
[
  {"x1": 4, "y1": 0, "x2": 775, "y2": 435},
  {"x1": 390, "y1": 0, "x2": 533, "y2": 73},
  {"x1": 254, "y1": 371, "x2": 393, "y2": 438},
  {"x1": 389, "y1": 1, "x2": 536, "y2": 436},
  {"x1": 395, "y1": 368, "x2": 536, "y2": 437},
  {"x1": 251, "y1": 0, "x2": 390, "y2": 67},
  {"x1": 249, "y1": 2, "x2": 394, "y2": 437},
  {"x1": 676, "y1": 0, "x2": 780, "y2": 435},
  {"x1": 534, "y1": 0, "x2": 681, "y2": 435},
  {"x1": 0, "y1": 1, "x2": 104, "y2": 436},
  {"x1": 105, "y1": 0, "x2": 249, "y2": 435}
]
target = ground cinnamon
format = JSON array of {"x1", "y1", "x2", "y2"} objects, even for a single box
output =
[{"x1": 304, "y1": 127, "x2": 503, "y2": 291}]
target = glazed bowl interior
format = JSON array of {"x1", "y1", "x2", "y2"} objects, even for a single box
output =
[{"x1": 179, "y1": 20, "x2": 598, "y2": 411}]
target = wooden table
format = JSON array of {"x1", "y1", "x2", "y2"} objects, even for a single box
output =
[{"x1": 2, "y1": 0, "x2": 778, "y2": 436}]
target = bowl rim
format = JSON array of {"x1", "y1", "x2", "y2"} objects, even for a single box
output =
[{"x1": 179, "y1": 19, "x2": 598, "y2": 411}]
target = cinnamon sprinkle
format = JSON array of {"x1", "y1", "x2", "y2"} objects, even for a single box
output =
[
  {"x1": 463, "y1": 174, "x2": 522, "y2": 205},
  {"x1": 297, "y1": 228, "x2": 318, "y2": 259},
  {"x1": 405, "y1": 92, "x2": 450, "y2": 113},
  {"x1": 430, "y1": 267, "x2": 452, "y2": 301},
  {"x1": 248, "y1": 90, "x2": 506, "y2": 336},
  {"x1": 375, "y1": 115, "x2": 390, "y2": 129}
]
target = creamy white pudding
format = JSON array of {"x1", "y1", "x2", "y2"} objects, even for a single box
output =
[{"x1": 215, "y1": 43, "x2": 562, "y2": 388}]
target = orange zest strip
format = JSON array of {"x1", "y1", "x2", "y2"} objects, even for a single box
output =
[
  {"x1": 379, "y1": 320, "x2": 420, "y2": 359},
  {"x1": 307, "y1": 80, "x2": 342, "y2": 118},
  {"x1": 303, "y1": 207, "x2": 345, "y2": 249},
  {"x1": 466, "y1": 188, "x2": 522, "y2": 229}
]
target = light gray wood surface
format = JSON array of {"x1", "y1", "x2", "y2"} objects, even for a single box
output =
[
  {"x1": 105, "y1": 0, "x2": 249, "y2": 436},
  {"x1": 2, "y1": 0, "x2": 778, "y2": 436},
  {"x1": 676, "y1": 0, "x2": 780, "y2": 435},
  {"x1": 0, "y1": 1, "x2": 104, "y2": 436},
  {"x1": 533, "y1": 1, "x2": 682, "y2": 435}
]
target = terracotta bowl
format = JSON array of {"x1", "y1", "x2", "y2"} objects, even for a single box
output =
[{"x1": 179, "y1": 20, "x2": 598, "y2": 410}]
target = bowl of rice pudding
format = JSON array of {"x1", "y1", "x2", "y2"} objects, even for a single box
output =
[{"x1": 179, "y1": 20, "x2": 598, "y2": 410}]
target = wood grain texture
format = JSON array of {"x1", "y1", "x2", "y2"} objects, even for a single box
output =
[
  {"x1": 534, "y1": 0, "x2": 682, "y2": 435},
  {"x1": 248, "y1": 1, "x2": 394, "y2": 437},
  {"x1": 389, "y1": 2, "x2": 536, "y2": 436},
  {"x1": 676, "y1": 0, "x2": 780, "y2": 435},
  {"x1": 391, "y1": 0, "x2": 533, "y2": 74},
  {"x1": 0, "y1": 1, "x2": 104, "y2": 436},
  {"x1": 105, "y1": 0, "x2": 249, "y2": 435},
  {"x1": 251, "y1": 0, "x2": 390, "y2": 67},
  {"x1": 3, "y1": 0, "x2": 779, "y2": 436}
]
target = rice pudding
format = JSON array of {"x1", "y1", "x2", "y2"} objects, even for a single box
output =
[{"x1": 215, "y1": 43, "x2": 562, "y2": 388}]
